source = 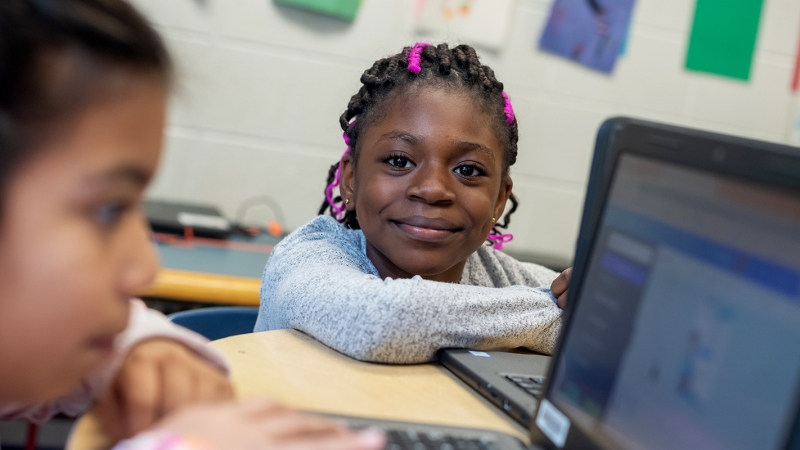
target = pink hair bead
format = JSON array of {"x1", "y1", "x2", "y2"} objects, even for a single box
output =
[
  {"x1": 324, "y1": 128, "x2": 354, "y2": 221},
  {"x1": 487, "y1": 232, "x2": 514, "y2": 250},
  {"x1": 407, "y1": 42, "x2": 430, "y2": 74},
  {"x1": 501, "y1": 91, "x2": 515, "y2": 125}
]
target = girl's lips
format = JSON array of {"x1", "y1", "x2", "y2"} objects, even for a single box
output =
[
  {"x1": 87, "y1": 334, "x2": 117, "y2": 355},
  {"x1": 393, "y1": 221, "x2": 459, "y2": 242}
]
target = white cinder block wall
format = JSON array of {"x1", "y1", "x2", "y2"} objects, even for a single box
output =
[{"x1": 132, "y1": 0, "x2": 800, "y2": 267}]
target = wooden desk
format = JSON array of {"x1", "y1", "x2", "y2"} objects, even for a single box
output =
[
  {"x1": 67, "y1": 330, "x2": 527, "y2": 450},
  {"x1": 139, "y1": 269, "x2": 261, "y2": 306}
]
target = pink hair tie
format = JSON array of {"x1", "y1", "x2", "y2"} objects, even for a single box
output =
[
  {"x1": 487, "y1": 232, "x2": 514, "y2": 250},
  {"x1": 501, "y1": 91, "x2": 515, "y2": 125},
  {"x1": 407, "y1": 42, "x2": 430, "y2": 74},
  {"x1": 324, "y1": 130, "x2": 353, "y2": 221}
]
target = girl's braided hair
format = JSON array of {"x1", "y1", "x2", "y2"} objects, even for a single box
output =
[{"x1": 319, "y1": 43, "x2": 519, "y2": 249}]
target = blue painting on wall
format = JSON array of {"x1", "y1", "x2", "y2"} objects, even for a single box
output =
[{"x1": 539, "y1": 0, "x2": 636, "y2": 74}]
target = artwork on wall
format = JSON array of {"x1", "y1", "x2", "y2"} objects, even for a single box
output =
[
  {"x1": 685, "y1": 0, "x2": 764, "y2": 82},
  {"x1": 273, "y1": 0, "x2": 361, "y2": 22},
  {"x1": 618, "y1": 20, "x2": 630, "y2": 56},
  {"x1": 414, "y1": 0, "x2": 517, "y2": 51},
  {"x1": 538, "y1": 0, "x2": 636, "y2": 74}
]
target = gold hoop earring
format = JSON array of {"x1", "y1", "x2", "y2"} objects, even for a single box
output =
[
  {"x1": 345, "y1": 199, "x2": 350, "y2": 204},
  {"x1": 492, "y1": 217, "x2": 496, "y2": 223}
]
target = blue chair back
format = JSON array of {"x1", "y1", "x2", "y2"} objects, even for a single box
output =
[{"x1": 168, "y1": 307, "x2": 259, "y2": 341}]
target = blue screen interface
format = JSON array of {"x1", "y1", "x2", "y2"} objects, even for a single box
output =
[{"x1": 549, "y1": 155, "x2": 800, "y2": 450}]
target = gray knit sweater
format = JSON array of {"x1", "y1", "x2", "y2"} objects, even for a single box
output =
[{"x1": 255, "y1": 215, "x2": 562, "y2": 364}]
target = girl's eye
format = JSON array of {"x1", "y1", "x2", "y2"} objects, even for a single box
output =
[
  {"x1": 455, "y1": 164, "x2": 484, "y2": 177},
  {"x1": 93, "y1": 202, "x2": 129, "y2": 228},
  {"x1": 386, "y1": 155, "x2": 413, "y2": 169}
]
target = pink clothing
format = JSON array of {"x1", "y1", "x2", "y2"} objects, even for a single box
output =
[
  {"x1": 114, "y1": 430, "x2": 214, "y2": 450},
  {"x1": 0, "y1": 299, "x2": 229, "y2": 423}
]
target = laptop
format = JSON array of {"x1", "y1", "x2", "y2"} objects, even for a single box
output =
[
  {"x1": 417, "y1": 117, "x2": 800, "y2": 449},
  {"x1": 437, "y1": 116, "x2": 623, "y2": 426}
]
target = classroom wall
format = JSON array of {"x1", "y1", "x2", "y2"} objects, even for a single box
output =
[{"x1": 132, "y1": 0, "x2": 800, "y2": 267}]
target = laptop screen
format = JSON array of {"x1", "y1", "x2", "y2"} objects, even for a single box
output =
[{"x1": 544, "y1": 154, "x2": 800, "y2": 450}]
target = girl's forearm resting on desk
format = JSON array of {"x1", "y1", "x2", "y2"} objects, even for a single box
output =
[{"x1": 256, "y1": 216, "x2": 562, "y2": 364}]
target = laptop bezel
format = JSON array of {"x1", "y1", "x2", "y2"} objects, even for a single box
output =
[{"x1": 528, "y1": 117, "x2": 800, "y2": 450}]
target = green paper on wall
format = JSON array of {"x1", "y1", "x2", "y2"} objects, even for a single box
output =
[
  {"x1": 685, "y1": 0, "x2": 764, "y2": 81},
  {"x1": 273, "y1": 0, "x2": 361, "y2": 21}
]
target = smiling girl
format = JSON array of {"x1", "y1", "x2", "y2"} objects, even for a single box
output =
[
  {"x1": 256, "y1": 43, "x2": 570, "y2": 364},
  {"x1": 0, "y1": 1, "x2": 386, "y2": 449}
]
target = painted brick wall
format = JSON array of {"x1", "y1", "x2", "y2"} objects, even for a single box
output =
[{"x1": 132, "y1": 0, "x2": 800, "y2": 266}]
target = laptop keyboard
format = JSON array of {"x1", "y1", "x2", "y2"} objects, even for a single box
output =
[
  {"x1": 384, "y1": 429, "x2": 498, "y2": 450},
  {"x1": 504, "y1": 375, "x2": 545, "y2": 399}
]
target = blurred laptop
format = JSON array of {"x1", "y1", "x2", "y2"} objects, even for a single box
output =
[{"x1": 417, "y1": 117, "x2": 800, "y2": 450}]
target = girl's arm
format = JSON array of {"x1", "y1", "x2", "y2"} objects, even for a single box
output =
[
  {"x1": 0, "y1": 300, "x2": 229, "y2": 423},
  {"x1": 256, "y1": 217, "x2": 562, "y2": 364}
]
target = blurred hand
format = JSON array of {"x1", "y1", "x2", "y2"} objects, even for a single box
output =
[
  {"x1": 154, "y1": 399, "x2": 386, "y2": 450},
  {"x1": 550, "y1": 267, "x2": 573, "y2": 309},
  {"x1": 96, "y1": 339, "x2": 234, "y2": 439}
]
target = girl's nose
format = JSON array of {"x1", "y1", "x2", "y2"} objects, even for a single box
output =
[
  {"x1": 406, "y1": 162, "x2": 456, "y2": 205},
  {"x1": 118, "y1": 216, "x2": 159, "y2": 298}
]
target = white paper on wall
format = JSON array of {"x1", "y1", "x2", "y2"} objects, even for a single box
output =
[{"x1": 414, "y1": 0, "x2": 517, "y2": 51}]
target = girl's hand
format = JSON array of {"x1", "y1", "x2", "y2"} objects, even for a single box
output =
[
  {"x1": 550, "y1": 268, "x2": 573, "y2": 309},
  {"x1": 152, "y1": 399, "x2": 386, "y2": 450},
  {"x1": 96, "y1": 339, "x2": 234, "y2": 440}
]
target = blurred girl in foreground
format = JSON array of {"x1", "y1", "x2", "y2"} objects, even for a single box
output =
[{"x1": 0, "y1": 1, "x2": 384, "y2": 449}]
